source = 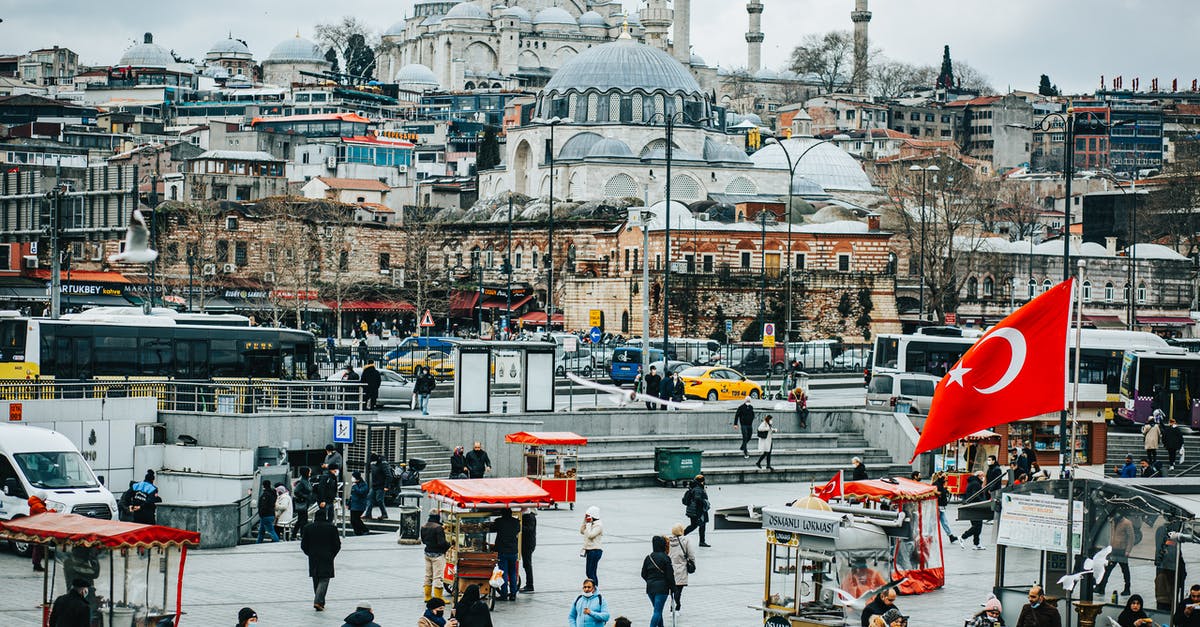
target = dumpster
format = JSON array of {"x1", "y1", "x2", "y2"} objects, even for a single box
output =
[{"x1": 655, "y1": 447, "x2": 701, "y2": 486}]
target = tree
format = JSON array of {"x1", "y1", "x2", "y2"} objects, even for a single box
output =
[
  {"x1": 1038, "y1": 74, "x2": 1060, "y2": 97},
  {"x1": 344, "y1": 33, "x2": 376, "y2": 80},
  {"x1": 395, "y1": 218, "x2": 452, "y2": 332},
  {"x1": 324, "y1": 47, "x2": 340, "y2": 75},
  {"x1": 155, "y1": 195, "x2": 226, "y2": 313},
  {"x1": 869, "y1": 58, "x2": 930, "y2": 99},
  {"x1": 936, "y1": 45, "x2": 954, "y2": 89},
  {"x1": 315, "y1": 16, "x2": 378, "y2": 80},
  {"x1": 788, "y1": 31, "x2": 854, "y2": 94},
  {"x1": 953, "y1": 61, "x2": 994, "y2": 95},
  {"x1": 477, "y1": 126, "x2": 501, "y2": 172},
  {"x1": 258, "y1": 198, "x2": 321, "y2": 329}
]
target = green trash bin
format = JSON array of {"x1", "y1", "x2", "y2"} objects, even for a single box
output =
[{"x1": 654, "y1": 447, "x2": 702, "y2": 485}]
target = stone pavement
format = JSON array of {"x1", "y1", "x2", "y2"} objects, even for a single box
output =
[{"x1": 0, "y1": 479, "x2": 1176, "y2": 626}]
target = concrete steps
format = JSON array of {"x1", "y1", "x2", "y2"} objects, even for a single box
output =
[{"x1": 1106, "y1": 431, "x2": 1200, "y2": 477}]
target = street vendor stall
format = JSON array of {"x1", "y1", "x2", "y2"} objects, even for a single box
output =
[
  {"x1": 421, "y1": 478, "x2": 554, "y2": 609},
  {"x1": 839, "y1": 477, "x2": 944, "y2": 594},
  {"x1": 503, "y1": 431, "x2": 586, "y2": 509},
  {"x1": 755, "y1": 498, "x2": 855, "y2": 626},
  {"x1": 941, "y1": 430, "x2": 1001, "y2": 496},
  {"x1": 0, "y1": 512, "x2": 200, "y2": 627}
]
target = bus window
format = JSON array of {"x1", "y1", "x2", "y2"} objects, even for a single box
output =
[
  {"x1": 875, "y1": 337, "x2": 898, "y2": 369},
  {"x1": 174, "y1": 340, "x2": 209, "y2": 380},
  {"x1": 0, "y1": 319, "x2": 27, "y2": 360},
  {"x1": 210, "y1": 339, "x2": 240, "y2": 377},
  {"x1": 93, "y1": 335, "x2": 137, "y2": 375},
  {"x1": 139, "y1": 337, "x2": 174, "y2": 377}
]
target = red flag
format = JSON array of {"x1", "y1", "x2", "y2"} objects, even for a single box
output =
[
  {"x1": 813, "y1": 470, "x2": 843, "y2": 502},
  {"x1": 911, "y1": 278, "x2": 1074, "y2": 462}
]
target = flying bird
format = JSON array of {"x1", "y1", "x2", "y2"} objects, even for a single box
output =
[
  {"x1": 566, "y1": 373, "x2": 703, "y2": 410},
  {"x1": 108, "y1": 208, "x2": 158, "y2": 264},
  {"x1": 1084, "y1": 545, "x2": 1112, "y2": 581},
  {"x1": 1056, "y1": 571, "x2": 1088, "y2": 593},
  {"x1": 831, "y1": 578, "x2": 906, "y2": 611}
]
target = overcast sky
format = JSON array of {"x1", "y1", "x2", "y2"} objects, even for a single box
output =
[{"x1": 2, "y1": 0, "x2": 1196, "y2": 95}]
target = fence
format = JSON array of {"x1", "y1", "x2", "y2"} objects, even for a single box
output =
[{"x1": 0, "y1": 379, "x2": 365, "y2": 414}]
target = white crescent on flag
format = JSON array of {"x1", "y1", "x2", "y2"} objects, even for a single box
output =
[{"x1": 972, "y1": 328, "x2": 1027, "y2": 395}]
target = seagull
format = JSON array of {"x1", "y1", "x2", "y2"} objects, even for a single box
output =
[
  {"x1": 831, "y1": 578, "x2": 906, "y2": 612},
  {"x1": 1084, "y1": 545, "x2": 1112, "y2": 581},
  {"x1": 1056, "y1": 571, "x2": 1088, "y2": 593},
  {"x1": 566, "y1": 373, "x2": 703, "y2": 410},
  {"x1": 108, "y1": 208, "x2": 158, "y2": 263},
  {"x1": 1105, "y1": 617, "x2": 1121, "y2": 627}
]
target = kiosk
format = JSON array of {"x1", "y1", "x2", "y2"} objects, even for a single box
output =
[{"x1": 504, "y1": 431, "x2": 586, "y2": 509}]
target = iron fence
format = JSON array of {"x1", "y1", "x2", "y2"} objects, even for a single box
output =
[{"x1": 0, "y1": 379, "x2": 365, "y2": 413}]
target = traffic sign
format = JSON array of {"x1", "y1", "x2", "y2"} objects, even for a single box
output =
[
  {"x1": 333, "y1": 415, "x2": 354, "y2": 443},
  {"x1": 563, "y1": 335, "x2": 578, "y2": 352},
  {"x1": 945, "y1": 312, "x2": 957, "y2": 325},
  {"x1": 589, "y1": 309, "x2": 602, "y2": 328},
  {"x1": 419, "y1": 309, "x2": 435, "y2": 327},
  {"x1": 763, "y1": 323, "x2": 776, "y2": 348},
  {"x1": 725, "y1": 319, "x2": 733, "y2": 335},
  {"x1": 589, "y1": 326, "x2": 603, "y2": 343}
]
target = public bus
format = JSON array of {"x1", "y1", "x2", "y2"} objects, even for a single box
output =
[
  {"x1": 1118, "y1": 348, "x2": 1200, "y2": 428},
  {"x1": 0, "y1": 307, "x2": 317, "y2": 380}
]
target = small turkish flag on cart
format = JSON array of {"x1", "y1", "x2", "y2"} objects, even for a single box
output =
[
  {"x1": 911, "y1": 278, "x2": 1075, "y2": 462},
  {"x1": 813, "y1": 470, "x2": 843, "y2": 502}
]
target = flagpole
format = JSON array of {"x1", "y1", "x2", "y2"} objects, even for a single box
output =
[{"x1": 1065, "y1": 263, "x2": 1085, "y2": 627}]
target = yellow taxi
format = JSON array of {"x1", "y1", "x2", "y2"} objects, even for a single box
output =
[
  {"x1": 678, "y1": 366, "x2": 763, "y2": 401},
  {"x1": 387, "y1": 350, "x2": 455, "y2": 378}
]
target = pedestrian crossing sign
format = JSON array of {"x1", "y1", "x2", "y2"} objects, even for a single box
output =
[{"x1": 420, "y1": 309, "x2": 435, "y2": 327}]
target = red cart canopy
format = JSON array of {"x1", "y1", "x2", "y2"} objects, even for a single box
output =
[
  {"x1": 421, "y1": 477, "x2": 555, "y2": 509},
  {"x1": 0, "y1": 512, "x2": 200, "y2": 549},
  {"x1": 504, "y1": 431, "x2": 588, "y2": 446},
  {"x1": 842, "y1": 477, "x2": 937, "y2": 503}
]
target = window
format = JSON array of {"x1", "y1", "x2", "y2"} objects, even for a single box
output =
[
  {"x1": 702, "y1": 254, "x2": 713, "y2": 273},
  {"x1": 216, "y1": 239, "x2": 229, "y2": 263},
  {"x1": 967, "y1": 277, "x2": 978, "y2": 300},
  {"x1": 740, "y1": 251, "x2": 751, "y2": 269},
  {"x1": 1137, "y1": 282, "x2": 1146, "y2": 303},
  {"x1": 234, "y1": 242, "x2": 247, "y2": 266},
  {"x1": 982, "y1": 277, "x2": 994, "y2": 297},
  {"x1": 379, "y1": 252, "x2": 391, "y2": 272},
  {"x1": 515, "y1": 249, "x2": 523, "y2": 269},
  {"x1": 1042, "y1": 279, "x2": 1052, "y2": 293},
  {"x1": 338, "y1": 251, "x2": 349, "y2": 272},
  {"x1": 837, "y1": 254, "x2": 851, "y2": 272},
  {"x1": 235, "y1": 186, "x2": 251, "y2": 201},
  {"x1": 1123, "y1": 283, "x2": 1130, "y2": 301},
  {"x1": 1105, "y1": 282, "x2": 1114, "y2": 302},
  {"x1": 1028, "y1": 279, "x2": 1037, "y2": 298},
  {"x1": 531, "y1": 250, "x2": 539, "y2": 270},
  {"x1": 225, "y1": 216, "x2": 238, "y2": 231},
  {"x1": 941, "y1": 115, "x2": 951, "y2": 123},
  {"x1": 684, "y1": 254, "x2": 695, "y2": 273},
  {"x1": 212, "y1": 184, "x2": 227, "y2": 200},
  {"x1": 1082, "y1": 281, "x2": 1091, "y2": 301},
  {"x1": 624, "y1": 248, "x2": 630, "y2": 271},
  {"x1": 633, "y1": 249, "x2": 639, "y2": 270},
  {"x1": 795, "y1": 253, "x2": 805, "y2": 270}
]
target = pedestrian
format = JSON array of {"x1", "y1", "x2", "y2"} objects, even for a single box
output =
[
  {"x1": 340, "y1": 600, "x2": 381, "y2": 627},
  {"x1": 580, "y1": 506, "x2": 604, "y2": 586},
  {"x1": 366, "y1": 454, "x2": 390, "y2": 520},
  {"x1": 667, "y1": 524, "x2": 694, "y2": 611},
  {"x1": 450, "y1": 446, "x2": 469, "y2": 479},
  {"x1": 643, "y1": 365, "x2": 662, "y2": 410},
  {"x1": 129, "y1": 470, "x2": 161, "y2": 525},
  {"x1": 1140, "y1": 458, "x2": 1160, "y2": 478},
  {"x1": 419, "y1": 597, "x2": 459, "y2": 627},
  {"x1": 640, "y1": 535, "x2": 676, "y2": 627},
  {"x1": 348, "y1": 471, "x2": 370, "y2": 536},
  {"x1": 788, "y1": 384, "x2": 808, "y2": 430},
  {"x1": 1029, "y1": 461, "x2": 1050, "y2": 481},
  {"x1": 1173, "y1": 585, "x2": 1200, "y2": 627},
  {"x1": 843, "y1": 559, "x2": 887, "y2": 598},
  {"x1": 1117, "y1": 594, "x2": 1153, "y2": 627},
  {"x1": 1016, "y1": 585, "x2": 1060, "y2": 627},
  {"x1": 567, "y1": 578, "x2": 610, "y2": 627},
  {"x1": 255, "y1": 479, "x2": 279, "y2": 543},
  {"x1": 682, "y1": 474, "x2": 711, "y2": 547},
  {"x1": 851, "y1": 457, "x2": 869, "y2": 481},
  {"x1": 27, "y1": 494, "x2": 53, "y2": 571},
  {"x1": 117, "y1": 480, "x2": 136, "y2": 522},
  {"x1": 300, "y1": 508, "x2": 341, "y2": 612},
  {"x1": 340, "y1": 363, "x2": 360, "y2": 382},
  {"x1": 1154, "y1": 524, "x2": 1188, "y2": 610},
  {"x1": 326, "y1": 335, "x2": 336, "y2": 364},
  {"x1": 965, "y1": 597, "x2": 1003, "y2": 627},
  {"x1": 361, "y1": 359, "x2": 382, "y2": 410},
  {"x1": 316, "y1": 463, "x2": 340, "y2": 521},
  {"x1": 356, "y1": 338, "x2": 368, "y2": 366},
  {"x1": 670, "y1": 371, "x2": 684, "y2": 404},
  {"x1": 861, "y1": 588, "x2": 898, "y2": 627},
  {"x1": 613, "y1": 618, "x2": 632, "y2": 627},
  {"x1": 960, "y1": 471, "x2": 987, "y2": 550},
  {"x1": 1143, "y1": 413, "x2": 1162, "y2": 466},
  {"x1": 1163, "y1": 416, "x2": 1184, "y2": 470},
  {"x1": 880, "y1": 608, "x2": 908, "y2": 627},
  {"x1": 274, "y1": 484, "x2": 294, "y2": 540},
  {"x1": 323, "y1": 444, "x2": 343, "y2": 471},
  {"x1": 454, "y1": 584, "x2": 493, "y2": 627},
  {"x1": 985, "y1": 455, "x2": 1004, "y2": 499},
  {"x1": 491, "y1": 509, "x2": 521, "y2": 601},
  {"x1": 49, "y1": 578, "x2": 92, "y2": 627},
  {"x1": 420, "y1": 511, "x2": 451, "y2": 602},
  {"x1": 657, "y1": 371, "x2": 673, "y2": 411},
  {"x1": 237, "y1": 606, "x2": 258, "y2": 627},
  {"x1": 1116, "y1": 455, "x2": 1138, "y2": 478},
  {"x1": 293, "y1": 467, "x2": 313, "y2": 539},
  {"x1": 520, "y1": 511, "x2": 537, "y2": 593},
  {"x1": 755, "y1": 414, "x2": 777, "y2": 470},
  {"x1": 416, "y1": 367, "x2": 437, "y2": 415},
  {"x1": 1095, "y1": 511, "x2": 1134, "y2": 597},
  {"x1": 931, "y1": 471, "x2": 959, "y2": 545},
  {"x1": 734, "y1": 398, "x2": 755, "y2": 457},
  {"x1": 465, "y1": 442, "x2": 492, "y2": 479}
]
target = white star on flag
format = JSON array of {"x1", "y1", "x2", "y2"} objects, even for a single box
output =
[{"x1": 947, "y1": 366, "x2": 971, "y2": 387}]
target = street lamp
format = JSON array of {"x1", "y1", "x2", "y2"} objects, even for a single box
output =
[
  {"x1": 756, "y1": 210, "x2": 775, "y2": 337},
  {"x1": 908, "y1": 164, "x2": 939, "y2": 321},
  {"x1": 503, "y1": 196, "x2": 514, "y2": 337},
  {"x1": 531, "y1": 116, "x2": 571, "y2": 329},
  {"x1": 1096, "y1": 171, "x2": 1143, "y2": 330}
]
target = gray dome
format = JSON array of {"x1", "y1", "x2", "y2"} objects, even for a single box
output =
[
  {"x1": 641, "y1": 147, "x2": 703, "y2": 162},
  {"x1": 623, "y1": 12, "x2": 642, "y2": 26},
  {"x1": 587, "y1": 137, "x2": 634, "y2": 159},
  {"x1": 791, "y1": 177, "x2": 828, "y2": 196},
  {"x1": 202, "y1": 65, "x2": 230, "y2": 78},
  {"x1": 557, "y1": 132, "x2": 603, "y2": 160},
  {"x1": 689, "y1": 53, "x2": 707, "y2": 67},
  {"x1": 534, "y1": 7, "x2": 578, "y2": 26},
  {"x1": 544, "y1": 38, "x2": 702, "y2": 95},
  {"x1": 751, "y1": 137, "x2": 873, "y2": 192},
  {"x1": 395, "y1": 63, "x2": 440, "y2": 88},
  {"x1": 703, "y1": 137, "x2": 749, "y2": 163},
  {"x1": 423, "y1": 14, "x2": 445, "y2": 26},
  {"x1": 579, "y1": 11, "x2": 607, "y2": 27},
  {"x1": 742, "y1": 112, "x2": 763, "y2": 126},
  {"x1": 209, "y1": 37, "x2": 250, "y2": 57},
  {"x1": 755, "y1": 68, "x2": 779, "y2": 80},
  {"x1": 120, "y1": 34, "x2": 174, "y2": 68},
  {"x1": 501, "y1": 6, "x2": 532, "y2": 22},
  {"x1": 384, "y1": 21, "x2": 407, "y2": 36},
  {"x1": 445, "y1": 2, "x2": 490, "y2": 19},
  {"x1": 267, "y1": 36, "x2": 324, "y2": 63}
]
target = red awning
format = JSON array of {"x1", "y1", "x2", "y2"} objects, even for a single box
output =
[
  {"x1": 518, "y1": 311, "x2": 564, "y2": 325},
  {"x1": 0, "y1": 512, "x2": 200, "y2": 549},
  {"x1": 505, "y1": 431, "x2": 588, "y2": 446},
  {"x1": 449, "y1": 291, "x2": 480, "y2": 316},
  {"x1": 480, "y1": 294, "x2": 535, "y2": 311},
  {"x1": 1084, "y1": 314, "x2": 1125, "y2": 329},
  {"x1": 421, "y1": 477, "x2": 555, "y2": 509},
  {"x1": 323, "y1": 300, "x2": 415, "y2": 312},
  {"x1": 29, "y1": 269, "x2": 133, "y2": 284},
  {"x1": 1137, "y1": 316, "x2": 1195, "y2": 326},
  {"x1": 963, "y1": 429, "x2": 1000, "y2": 441},
  {"x1": 842, "y1": 477, "x2": 937, "y2": 502}
]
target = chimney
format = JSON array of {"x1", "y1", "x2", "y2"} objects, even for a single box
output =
[
  {"x1": 867, "y1": 214, "x2": 881, "y2": 231},
  {"x1": 144, "y1": 33, "x2": 154, "y2": 44},
  {"x1": 1105, "y1": 236, "x2": 1117, "y2": 256}
]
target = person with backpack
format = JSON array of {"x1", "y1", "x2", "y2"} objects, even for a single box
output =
[
  {"x1": 681, "y1": 474, "x2": 711, "y2": 547},
  {"x1": 1163, "y1": 416, "x2": 1185, "y2": 470},
  {"x1": 667, "y1": 524, "x2": 695, "y2": 612},
  {"x1": 292, "y1": 467, "x2": 314, "y2": 540},
  {"x1": 420, "y1": 512, "x2": 451, "y2": 602},
  {"x1": 567, "y1": 578, "x2": 610, "y2": 627},
  {"x1": 641, "y1": 535, "x2": 676, "y2": 627},
  {"x1": 256, "y1": 479, "x2": 279, "y2": 543},
  {"x1": 365, "y1": 454, "x2": 390, "y2": 520}
]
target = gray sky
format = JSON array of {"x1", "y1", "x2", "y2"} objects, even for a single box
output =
[{"x1": 2, "y1": 0, "x2": 1196, "y2": 95}]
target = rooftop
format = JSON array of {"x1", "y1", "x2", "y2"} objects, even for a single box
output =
[{"x1": 315, "y1": 177, "x2": 391, "y2": 192}]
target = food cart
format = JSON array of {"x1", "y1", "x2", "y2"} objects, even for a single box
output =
[
  {"x1": 503, "y1": 431, "x2": 586, "y2": 509},
  {"x1": 421, "y1": 478, "x2": 554, "y2": 609},
  {"x1": 839, "y1": 477, "x2": 944, "y2": 594},
  {"x1": 0, "y1": 512, "x2": 200, "y2": 627},
  {"x1": 940, "y1": 429, "x2": 1001, "y2": 496},
  {"x1": 755, "y1": 497, "x2": 854, "y2": 626}
]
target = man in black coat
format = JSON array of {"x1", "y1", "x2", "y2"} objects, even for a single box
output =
[
  {"x1": 960, "y1": 471, "x2": 987, "y2": 549},
  {"x1": 1163, "y1": 417, "x2": 1185, "y2": 469},
  {"x1": 492, "y1": 509, "x2": 522, "y2": 600},
  {"x1": 734, "y1": 398, "x2": 755, "y2": 457},
  {"x1": 851, "y1": 457, "x2": 869, "y2": 481},
  {"x1": 360, "y1": 359, "x2": 382, "y2": 409},
  {"x1": 301, "y1": 509, "x2": 341, "y2": 611},
  {"x1": 682, "y1": 474, "x2": 712, "y2": 546},
  {"x1": 49, "y1": 579, "x2": 92, "y2": 627},
  {"x1": 985, "y1": 455, "x2": 1004, "y2": 500},
  {"x1": 671, "y1": 372, "x2": 685, "y2": 403},
  {"x1": 465, "y1": 442, "x2": 491, "y2": 478},
  {"x1": 366, "y1": 453, "x2": 390, "y2": 520},
  {"x1": 861, "y1": 588, "x2": 898, "y2": 627},
  {"x1": 520, "y1": 511, "x2": 537, "y2": 592},
  {"x1": 292, "y1": 467, "x2": 314, "y2": 540},
  {"x1": 316, "y1": 464, "x2": 341, "y2": 520},
  {"x1": 658, "y1": 373, "x2": 674, "y2": 411},
  {"x1": 643, "y1": 366, "x2": 662, "y2": 410}
]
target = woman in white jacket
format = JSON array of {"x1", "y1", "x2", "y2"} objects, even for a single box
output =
[
  {"x1": 755, "y1": 414, "x2": 778, "y2": 471},
  {"x1": 668, "y1": 523, "x2": 694, "y2": 611},
  {"x1": 273, "y1": 484, "x2": 295, "y2": 540},
  {"x1": 580, "y1": 506, "x2": 604, "y2": 586}
]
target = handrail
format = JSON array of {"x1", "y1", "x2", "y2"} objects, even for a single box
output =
[{"x1": 0, "y1": 379, "x2": 365, "y2": 414}]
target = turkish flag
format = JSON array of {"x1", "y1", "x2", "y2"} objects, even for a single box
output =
[
  {"x1": 911, "y1": 278, "x2": 1074, "y2": 461},
  {"x1": 813, "y1": 470, "x2": 843, "y2": 502}
]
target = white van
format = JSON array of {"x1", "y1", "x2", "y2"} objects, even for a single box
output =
[{"x1": 0, "y1": 424, "x2": 118, "y2": 553}]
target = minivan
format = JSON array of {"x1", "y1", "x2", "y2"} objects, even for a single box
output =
[
  {"x1": 865, "y1": 372, "x2": 941, "y2": 414},
  {"x1": 609, "y1": 346, "x2": 665, "y2": 384}
]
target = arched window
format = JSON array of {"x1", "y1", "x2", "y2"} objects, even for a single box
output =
[
  {"x1": 603, "y1": 173, "x2": 639, "y2": 198},
  {"x1": 1042, "y1": 279, "x2": 1052, "y2": 294},
  {"x1": 1104, "y1": 282, "x2": 1114, "y2": 302},
  {"x1": 982, "y1": 277, "x2": 994, "y2": 297},
  {"x1": 531, "y1": 247, "x2": 540, "y2": 270},
  {"x1": 1027, "y1": 279, "x2": 1037, "y2": 298},
  {"x1": 514, "y1": 246, "x2": 524, "y2": 270},
  {"x1": 1082, "y1": 280, "x2": 1091, "y2": 302},
  {"x1": 1123, "y1": 283, "x2": 1130, "y2": 302},
  {"x1": 1137, "y1": 282, "x2": 1146, "y2": 303},
  {"x1": 967, "y1": 276, "x2": 978, "y2": 300}
]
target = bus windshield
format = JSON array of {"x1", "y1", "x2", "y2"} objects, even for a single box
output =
[{"x1": 13, "y1": 451, "x2": 99, "y2": 489}]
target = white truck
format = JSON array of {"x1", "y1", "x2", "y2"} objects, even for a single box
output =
[{"x1": 0, "y1": 424, "x2": 119, "y2": 555}]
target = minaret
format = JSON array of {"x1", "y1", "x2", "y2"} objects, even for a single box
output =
[
  {"x1": 642, "y1": 0, "x2": 673, "y2": 53},
  {"x1": 746, "y1": 1, "x2": 764, "y2": 74},
  {"x1": 851, "y1": 0, "x2": 871, "y2": 92},
  {"x1": 672, "y1": 0, "x2": 691, "y2": 65}
]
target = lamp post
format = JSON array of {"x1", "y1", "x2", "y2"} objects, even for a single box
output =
[
  {"x1": 504, "y1": 196, "x2": 513, "y2": 337},
  {"x1": 531, "y1": 116, "x2": 570, "y2": 330},
  {"x1": 186, "y1": 250, "x2": 196, "y2": 312},
  {"x1": 908, "y1": 164, "x2": 939, "y2": 321},
  {"x1": 756, "y1": 210, "x2": 774, "y2": 336},
  {"x1": 640, "y1": 184, "x2": 652, "y2": 374}
]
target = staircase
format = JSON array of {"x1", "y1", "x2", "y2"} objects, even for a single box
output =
[
  {"x1": 578, "y1": 431, "x2": 910, "y2": 490},
  {"x1": 1106, "y1": 431, "x2": 1200, "y2": 477},
  {"x1": 405, "y1": 426, "x2": 453, "y2": 480}
]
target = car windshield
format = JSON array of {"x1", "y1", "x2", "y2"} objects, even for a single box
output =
[
  {"x1": 13, "y1": 451, "x2": 99, "y2": 489},
  {"x1": 679, "y1": 366, "x2": 709, "y2": 377}
]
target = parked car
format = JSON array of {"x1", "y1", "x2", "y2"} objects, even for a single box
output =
[
  {"x1": 786, "y1": 340, "x2": 838, "y2": 371},
  {"x1": 678, "y1": 366, "x2": 763, "y2": 401},
  {"x1": 328, "y1": 367, "x2": 415, "y2": 408},
  {"x1": 387, "y1": 350, "x2": 455, "y2": 378},
  {"x1": 648, "y1": 360, "x2": 693, "y2": 376},
  {"x1": 832, "y1": 348, "x2": 872, "y2": 370},
  {"x1": 556, "y1": 346, "x2": 595, "y2": 376},
  {"x1": 609, "y1": 346, "x2": 665, "y2": 384},
  {"x1": 865, "y1": 372, "x2": 940, "y2": 414}
]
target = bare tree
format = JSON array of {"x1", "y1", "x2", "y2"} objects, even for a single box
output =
[
  {"x1": 257, "y1": 198, "x2": 321, "y2": 329},
  {"x1": 395, "y1": 219, "x2": 451, "y2": 328},
  {"x1": 869, "y1": 58, "x2": 929, "y2": 99},
  {"x1": 314, "y1": 16, "x2": 378, "y2": 80},
  {"x1": 156, "y1": 196, "x2": 225, "y2": 312},
  {"x1": 984, "y1": 184, "x2": 1044, "y2": 241},
  {"x1": 1147, "y1": 149, "x2": 1200, "y2": 258},
  {"x1": 788, "y1": 31, "x2": 854, "y2": 94},
  {"x1": 311, "y1": 201, "x2": 356, "y2": 340}
]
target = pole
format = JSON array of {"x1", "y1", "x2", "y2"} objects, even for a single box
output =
[
  {"x1": 663, "y1": 116, "x2": 673, "y2": 358},
  {"x1": 147, "y1": 170, "x2": 158, "y2": 313},
  {"x1": 1066, "y1": 261, "x2": 1085, "y2": 625},
  {"x1": 759, "y1": 212, "x2": 767, "y2": 335},
  {"x1": 49, "y1": 158, "x2": 64, "y2": 319},
  {"x1": 187, "y1": 255, "x2": 194, "y2": 312},
  {"x1": 1060, "y1": 106, "x2": 1074, "y2": 476},
  {"x1": 641, "y1": 186, "x2": 651, "y2": 375},
  {"x1": 784, "y1": 148, "x2": 795, "y2": 346},
  {"x1": 506, "y1": 196, "x2": 513, "y2": 337},
  {"x1": 1130, "y1": 176, "x2": 1138, "y2": 330},
  {"x1": 546, "y1": 121, "x2": 556, "y2": 330},
  {"x1": 918, "y1": 169, "x2": 927, "y2": 321}
]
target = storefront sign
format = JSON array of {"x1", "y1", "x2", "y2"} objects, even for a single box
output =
[
  {"x1": 998, "y1": 493, "x2": 1082, "y2": 552},
  {"x1": 224, "y1": 288, "x2": 269, "y2": 301},
  {"x1": 762, "y1": 507, "x2": 845, "y2": 539},
  {"x1": 57, "y1": 282, "x2": 125, "y2": 297},
  {"x1": 270, "y1": 289, "x2": 319, "y2": 300}
]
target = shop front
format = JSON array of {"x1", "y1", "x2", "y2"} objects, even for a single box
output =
[{"x1": 993, "y1": 416, "x2": 1108, "y2": 466}]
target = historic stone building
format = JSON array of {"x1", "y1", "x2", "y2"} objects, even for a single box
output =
[{"x1": 261, "y1": 35, "x2": 332, "y2": 87}]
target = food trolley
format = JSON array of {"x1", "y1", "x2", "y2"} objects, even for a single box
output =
[
  {"x1": 504, "y1": 431, "x2": 587, "y2": 509},
  {"x1": 839, "y1": 477, "x2": 944, "y2": 594},
  {"x1": 756, "y1": 498, "x2": 852, "y2": 626},
  {"x1": 940, "y1": 430, "x2": 1001, "y2": 497},
  {"x1": 0, "y1": 512, "x2": 200, "y2": 627},
  {"x1": 421, "y1": 478, "x2": 554, "y2": 610}
]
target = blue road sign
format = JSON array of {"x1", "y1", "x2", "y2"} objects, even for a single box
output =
[
  {"x1": 333, "y1": 415, "x2": 354, "y2": 443},
  {"x1": 725, "y1": 319, "x2": 733, "y2": 334},
  {"x1": 589, "y1": 326, "x2": 603, "y2": 343}
]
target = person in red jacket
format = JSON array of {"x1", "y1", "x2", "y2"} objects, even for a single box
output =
[{"x1": 28, "y1": 495, "x2": 53, "y2": 571}]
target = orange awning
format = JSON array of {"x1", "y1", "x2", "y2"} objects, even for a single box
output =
[
  {"x1": 842, "y1": 477, "x2": 937, "y2": 502},
  {"x1": 0, "y1": 512, "x2": 199, "y2": 549},
  {"x1": 505, "y1": 431, "x2": 588, "y2": 446},
  {"x1": 421, "y1": 477, "x2": 554, "y2": 509}
]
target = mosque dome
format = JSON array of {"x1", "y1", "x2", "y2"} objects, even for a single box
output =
[
  {"x1": 755, "y1": 67, "x2": 779, "y2": 80},
  {"x1": 557, "y1": 132, "x2": 603, "y2": 160},
  {"x1": 208, "y1": 37, "x2": 250, "y2": 57},
  {"x1": 544, "y1": 38, "x2": 701, "y2": 96},
  {"x1": 384, "y1": 21, "x2": 407, "y2": 36},
  {"x1": 751, "y1": 137, "x2": 874, "y2": 192},
  {"x1": 791, "y1": 177, "x2": 828, "y2": 197},
  {"x1": 501, "y1": 6, "x2": 532, "y2": 22},
  {"x1": 119, "y1": 33, "x2": 175, "y2": 68},
  {"x1": 267, "y1": 36, "x2": 325, "y2": 63},
  {"x1": 534, "y1": 7, "x2": 578, "y2": 27},
  {"x1": 586, "y1": 137, "x2": 634, "y2": 160},
  {"x1": 395, "y1": 63, "x2": 440, "y2": 88},
  {"x1": 689, "y1": 53, "x2": 707, "y2": 67},
  {"x1": 445, "y1": 2, "x2": 490, "y2": 20},
  {"x1": 579, "y1": 11, "x2": 608, "y2": 27}
]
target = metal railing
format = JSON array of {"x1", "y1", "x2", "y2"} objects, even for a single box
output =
[{"x1": 0, "y1": 379, "x2": 366, "y2": 414}]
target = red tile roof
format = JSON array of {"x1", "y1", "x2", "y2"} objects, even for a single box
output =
[
  {"x1": 315, "y1": 177, "x2": 390, "y2": 191},
  {"x1": 944, "y1": 96, "x2": 1003, "y2": 107}
]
